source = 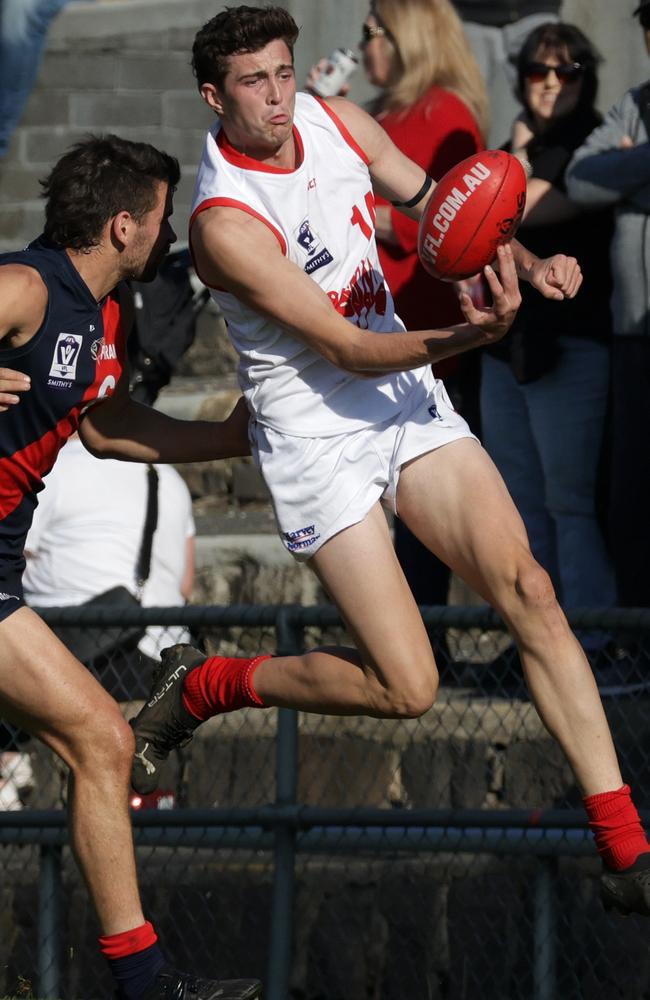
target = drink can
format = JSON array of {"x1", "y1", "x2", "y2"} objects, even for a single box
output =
[{"x1": 310, "y1": 48, "x2": 358, "y2": 97}]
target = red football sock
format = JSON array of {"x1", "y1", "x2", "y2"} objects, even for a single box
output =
[
  {"x1": 583, "y1": 784, "x2": 650, "y2": 870},
  {"x1": 182, "y1": 654, "x2": 271, "y2": 719},
  {"x1": 98, "y1": 920, "x2": 158, "y2": 959}
]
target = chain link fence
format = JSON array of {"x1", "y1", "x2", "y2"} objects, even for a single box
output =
[{"x1": 1, "y1": 605, "x2": 650, "y2": 1000}]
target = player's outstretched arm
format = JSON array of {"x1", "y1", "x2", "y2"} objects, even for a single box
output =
[
  {"x1": 79, "y1": 371, "x2": 251, "y2": 463},
  {"x1": 192, "y1": 207, "x2": 520, "y2": 373},
  {"x1": 324, "y1": 97, "x2": 434, "y2": 219},
  {"x1": 325, "y1": 99, "x2": 582, "y2": 303}
]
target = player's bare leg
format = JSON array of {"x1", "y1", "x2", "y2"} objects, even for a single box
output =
[
  {"x1": 128, "y1": 438, "x2": 621, "y2": 777},
  {"x1": 395, "y1": 437, "x2": 620, "y2": 795},
  {"x1": 395, "y1": 436, "x2": 650, "y2": 913},
  {"x1": 0, "y1": 607, "x2": 144, "y2": 932},
  {"x1": 0, "y1": 609, "x2": 262, "y2": 997},
  {"x1": 129, "y1": 502, "x2": 444, "y2": 795},
  {"x1": 260, "y1": 502, "x2": 440, "y2": 717}
]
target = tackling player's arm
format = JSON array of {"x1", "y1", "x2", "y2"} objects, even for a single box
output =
[
  {"x1": 191, "y1": 206, "x2": 520, "y2": 374},
  {"x1": 79, "y1": 366, "x2": 251, "y2": 463},
  {"x1": 78, "y1": 298, "x2": 250, "y2": 463},
  {"x1": 322, "y1": 97, "x2": 582, "y2": 301}
]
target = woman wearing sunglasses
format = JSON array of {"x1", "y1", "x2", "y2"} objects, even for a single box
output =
[
  {"x1": 310, "y1": 0, "x2": 490, "y2": 624},
  {"x1": 480, "y1": 22, "x2": 617, "y2": 673}
]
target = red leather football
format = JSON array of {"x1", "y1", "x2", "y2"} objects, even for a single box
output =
[{"x1": 417, "y1": 150, "x2": 527, "y2": 281}]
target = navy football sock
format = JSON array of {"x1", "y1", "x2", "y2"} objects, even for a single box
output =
[{"x1": 108, "y1": 941, "x2": 166, "y2": 1000}]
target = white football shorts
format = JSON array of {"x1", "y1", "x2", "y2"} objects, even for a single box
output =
[{"x1": 250, "y1": 366, "x2": 476, "y2": 561}]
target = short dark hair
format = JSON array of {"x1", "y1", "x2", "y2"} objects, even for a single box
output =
[
  {"x1": 192, "y1": 5, "x2": 299, "y2": 91},
  {"x1": 41, "y1": 134, "x2": 180, "y2": 251},
  {"x1": 514, "y1": 22, "x2": 601, "y2": 116}
]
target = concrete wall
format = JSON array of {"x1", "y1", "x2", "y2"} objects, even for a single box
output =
[{"x1": 1, "y1": 0, "x2": 646, "y2": 252}]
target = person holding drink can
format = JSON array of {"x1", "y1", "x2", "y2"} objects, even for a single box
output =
[{"x1": 308, "y1": 47, "x2": 358, "y2": 98}]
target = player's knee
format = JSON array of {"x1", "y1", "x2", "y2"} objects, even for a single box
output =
[
  {"x1": 385, "y1": 676, "x2": 438, "y2": 719},
  {"x1": 514, "y1": 556, "x2": 557, "y2": 612},
  {"x1": 71, "y1": 706, "x2": 134, "y2": 776}
]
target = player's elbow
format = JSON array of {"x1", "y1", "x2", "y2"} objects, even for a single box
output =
[
  {"x1": 319, "y1": 342, "x2": 365, "y2": 374},
  {"x1": 331, "y1": 340, "x2": 384, "y2": 375},
  {"x1": 78, "y1": 417, "x2": 112, "y2": 459}
]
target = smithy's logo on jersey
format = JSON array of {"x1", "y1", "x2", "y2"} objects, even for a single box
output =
[
  {"x1": 90, "y1": 338, "x2": 117, "y2": 362},
  {"x1": 282, "y1": 523, "x2": 321, "y2": 552},
  {"x1": 295, "y1": 218, "x2": 333, "y2": 275},
  {"x1": 49, "y1": 332, "x2": 83, "y2": 381}
]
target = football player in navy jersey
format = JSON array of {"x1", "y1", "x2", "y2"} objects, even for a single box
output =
[{"x1": 0, "y1": 134, "x2": 258, "y2": 1000}]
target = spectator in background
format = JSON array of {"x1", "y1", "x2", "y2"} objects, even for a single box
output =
[
  {"x1": 309, "y1": 0, "x2": 489, "y2": 628},
  {"x1": 24, "y1": 432, "x2": 196, "y2": 701},
  {"x1": 452, "y1": 0, "x2": 560, "y2": 146},
  {"x1": 480, "y1": 23, "x2": 619, "y2": 683},
  {"x1": 0, "y1": 0, "x2": 72, "y2": 159},
  {"x1": 566, "y1": 1, "x2": 650, "y2": 615}
]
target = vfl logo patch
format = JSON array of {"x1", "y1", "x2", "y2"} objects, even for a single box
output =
[
  {"x1": 0, "y1": 593, "x2": 20, "y2": 602},
  {"x1": 428, "y1": 402, "x2": 441, "y2": 420},
  {"x1": 295, "y1": 218, "x2": 334, "y2": 275},
  {"x1": 283, "y1": 524, "x2": 321, "y2": 552},
  {"x1": 49, "y1": 332, "x2": 82, "y2": 381}
]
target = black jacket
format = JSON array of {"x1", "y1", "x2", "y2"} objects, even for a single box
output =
[{"x1": 489, "y1": 109, "x2": 614, "y2": 383}]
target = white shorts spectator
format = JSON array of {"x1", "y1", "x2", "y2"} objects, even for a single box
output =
[{"x1": 252, "y1": 367, "x2": 476, "y2": 560}]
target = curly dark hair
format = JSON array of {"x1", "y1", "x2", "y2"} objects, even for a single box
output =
[
  {"x1": 192, "y1": 5, "x2": 299, "y2": 91},
  {"x1": 41, "y1": 134, "x2": 180, "y2": 251}
]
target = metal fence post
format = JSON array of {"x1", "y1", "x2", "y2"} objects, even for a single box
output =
[
  {"x1": 266, "y1": 607, "x2": 302, "y2": 1000},
  {"x1": 38, "y1": 844, "x2": 62, "y2": 1000},
  {"x1": 533, "y1": 857, "x2": 557, "y2": 1000}
]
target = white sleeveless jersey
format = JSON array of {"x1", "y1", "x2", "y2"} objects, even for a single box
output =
[{"x1": 190, "y1": 91, "x2": 427, "y2": 436}]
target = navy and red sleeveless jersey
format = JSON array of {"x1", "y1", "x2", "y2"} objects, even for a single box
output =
[{"x1": 0, "y1": 236, "x2": 126, "y2": 610}]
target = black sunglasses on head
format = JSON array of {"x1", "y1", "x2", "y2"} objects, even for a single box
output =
[{"x1": 523, "y1": 60, "x2": 584, "y2": 84}]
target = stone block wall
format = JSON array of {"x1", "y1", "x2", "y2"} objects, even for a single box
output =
[{"x1": 0, "y1": 0, "x2": 377, "y2": 252}]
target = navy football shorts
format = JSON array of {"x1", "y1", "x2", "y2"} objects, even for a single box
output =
[{"x1": 0, "y1": 561, "x2": 25, "y2": 622}]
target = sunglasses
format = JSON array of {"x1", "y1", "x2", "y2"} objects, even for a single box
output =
[
  {"x1": 640, "y1": 8, "x2": 650, "y2": 28},
  {"x1": 361, "y1": 23, "x2": 387, "y2": 42},
  {"x1": 524, "y1": 60, "x2": 584, "y2": 84}
]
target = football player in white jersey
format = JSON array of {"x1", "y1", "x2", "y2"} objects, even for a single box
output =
[{"x1": 130, "y1": 5, "x2": 650, "y2": 916}]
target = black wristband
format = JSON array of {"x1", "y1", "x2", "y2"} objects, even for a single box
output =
[{"x1": 391, "y1": 175, "x2": 433, "y2": 208}]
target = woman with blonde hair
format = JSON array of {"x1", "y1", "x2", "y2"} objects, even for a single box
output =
[
  {"x1": 368, "y1": 0, "x2": 489, "y2": 128},
  {"x1": 360, "y1": 0, "x2": 488, "y2": 330}
]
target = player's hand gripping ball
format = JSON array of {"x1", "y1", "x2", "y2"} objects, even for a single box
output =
[{"x1": 417, "y1": 150, "x2": 527, "y2": 281}]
